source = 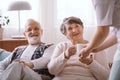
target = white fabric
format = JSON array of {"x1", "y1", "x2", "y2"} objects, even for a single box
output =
[
  {"x1": 21, "y1": 45, "x2": 38, "y2": 61},
  {"x1": 31, "y1": 45, "x2": 55, "y2": 69},
  {"x1": 48, "y1": 42, "x2": 109, "y2": 80},
  {"x1": 92, "y1": 0, "x2": 120, "y2": 62},
  {"x1": 1, "y1": 62, "x2": 42, "y2": 80},
  {"x1": 0, "y1": 44, "x2": 55, "y2": 78},
  {"x1": 52, "y1": 75, "x2": 96, "y2": 80},
  {"x1": 114, "y1": 29, "x2": 120, "y2": 61},
  {"x1": 92, "y1": 0, "x2": 120, "y2": 27}
]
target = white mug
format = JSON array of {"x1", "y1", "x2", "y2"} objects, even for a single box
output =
[{"x1": 76, "y1": 44, "x2": 83, "y2": 54}]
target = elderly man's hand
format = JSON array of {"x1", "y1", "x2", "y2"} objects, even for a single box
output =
[{"x1": 13, "y1": 59, "x2": 34, "y2": 68}]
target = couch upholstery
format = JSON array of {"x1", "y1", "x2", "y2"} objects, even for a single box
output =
[{"x1": 0, "y1": 49, "x2": 11, "y2": 61}]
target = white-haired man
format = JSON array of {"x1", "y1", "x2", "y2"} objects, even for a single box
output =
[{"x1": 0, "y1": 19, "x2": 54, "y2": 80}]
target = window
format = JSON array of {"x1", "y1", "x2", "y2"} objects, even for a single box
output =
[{"x1": 56, "y1": 0, "x2": 97, "y2": 27}]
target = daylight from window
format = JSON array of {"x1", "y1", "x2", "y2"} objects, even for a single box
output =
[{"x1": 57, "y1": 0, "x2": 97, "y2": 27}]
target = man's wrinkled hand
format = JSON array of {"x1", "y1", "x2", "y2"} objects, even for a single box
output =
[{"x1": 13, "y1": 59, "x2": 33, "y2": 68}]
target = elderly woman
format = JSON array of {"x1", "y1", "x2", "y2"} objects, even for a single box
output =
[{"x1": 48, "y1": 16, "x2": 109, "y2": 80}]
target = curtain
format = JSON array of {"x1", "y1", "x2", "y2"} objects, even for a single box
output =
[{"x1": 39, "y1": 0, "x2": 97, "y2": 43}]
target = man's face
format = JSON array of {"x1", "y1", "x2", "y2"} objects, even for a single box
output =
[{"x1": 24, "y1": 21, "x2": 43, "y2": 45}]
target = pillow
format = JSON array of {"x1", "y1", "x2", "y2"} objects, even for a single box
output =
[{"x1": 0, "y1": 49, "x2": 11, "y2": 61}]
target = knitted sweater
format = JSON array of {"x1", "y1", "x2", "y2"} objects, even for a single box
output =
[{"x1": 48, "y1": 42, "x2": 109, "y2": 80}]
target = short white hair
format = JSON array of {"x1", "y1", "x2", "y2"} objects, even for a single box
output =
[{"x1": 24, "y1": 19, "x2": 41, "y2": 31}]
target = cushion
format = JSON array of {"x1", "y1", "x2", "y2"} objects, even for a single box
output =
[{"x1": 0, "y1": 49, "x2": 11, "y2": 61}]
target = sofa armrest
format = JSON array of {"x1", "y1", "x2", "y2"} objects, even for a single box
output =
[{"x1": 0, "y1": 49, "x2": 11, "y2": 61}]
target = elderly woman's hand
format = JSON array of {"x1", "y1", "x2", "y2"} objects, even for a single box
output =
[
  {"x1": 64, "y1": 46, "x2": 76, "y2": 59},
  {"x1": 79, "y1": 54, "x2": 93, "y2": 65}
]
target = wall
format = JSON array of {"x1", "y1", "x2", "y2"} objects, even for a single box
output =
[{"x1": 2, "y1": 28, "x2": 24, "y2": 38}]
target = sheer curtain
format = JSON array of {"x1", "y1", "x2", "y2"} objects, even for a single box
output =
[
  {"x1": 56, "y1": 0, "x2": 97, "y2": 27},
  {"x1": 39, "y1": 0, "x2": 58, "y2": 43}
]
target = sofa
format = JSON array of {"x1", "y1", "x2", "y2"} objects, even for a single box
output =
[{"x1": 0, "y1": 49, "x2": 11, "y2": 61}]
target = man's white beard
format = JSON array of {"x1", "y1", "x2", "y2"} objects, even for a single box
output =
[{"x1": 28, "y1": 36, "x2": 40, "y2": 45}]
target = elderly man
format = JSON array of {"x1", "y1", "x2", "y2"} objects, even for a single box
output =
[{"x1": 0, "y1": 19, "x2": 54, "y2": 80}]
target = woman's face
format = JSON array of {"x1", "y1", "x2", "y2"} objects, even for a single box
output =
[{"x1": 65, "y1": 23, "x2": 83, "y2": 41}]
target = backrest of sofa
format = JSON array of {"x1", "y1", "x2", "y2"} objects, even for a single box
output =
[{"x1": 0, "y1": 49, "x2": 11, "y2": 61}]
